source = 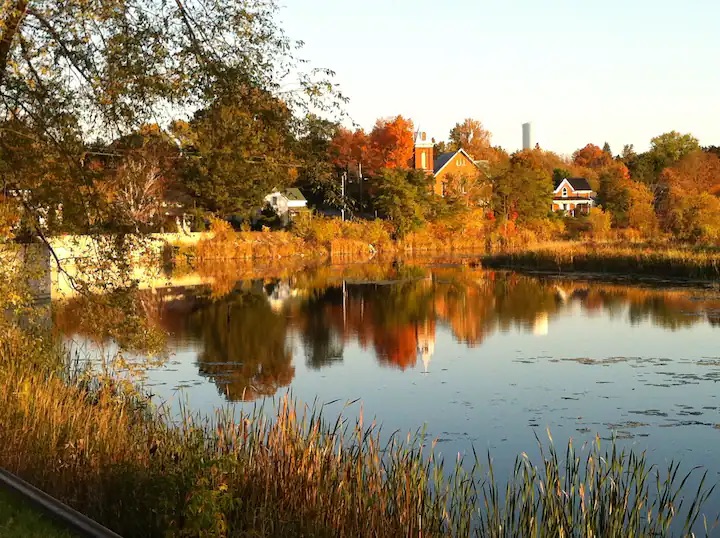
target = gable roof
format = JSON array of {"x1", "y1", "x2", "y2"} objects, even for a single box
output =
[
  {"x1": 283, "y1": 188, "x2": 306, "y2": 202},
  {"x1": 554, "y1": 177, "x2": 592, "y2": 193},
  {"x1": 433, "y1": 148, "x2": 484, "y2": 176},
  {"x1": 433, "y1": 152, "x2": 454, "y2": 174}
]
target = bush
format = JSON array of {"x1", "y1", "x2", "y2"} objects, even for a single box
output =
[{"x1": 587, "y1": 208, "x2": 612, "y2": 241}]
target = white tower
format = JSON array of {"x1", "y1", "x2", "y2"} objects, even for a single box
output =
[{"x1": 522, "y1": 122, "x2": 533, "y2": 150}]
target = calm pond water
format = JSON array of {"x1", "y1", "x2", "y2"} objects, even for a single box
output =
[{"x1": 56, "y1": 262, "x2": 720, "y2": 507}]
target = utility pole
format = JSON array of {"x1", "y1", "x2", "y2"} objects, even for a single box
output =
[
  {"x1": 358, "y1": 162, "x2": 363, "y2": 216},
  {"x1": 341, "y1": 170, "x2": 346, "y2": 222}
]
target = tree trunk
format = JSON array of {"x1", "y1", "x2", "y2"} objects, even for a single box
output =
[{"x1": 0, "y1": 0, "x2": 29, "y2": 85}]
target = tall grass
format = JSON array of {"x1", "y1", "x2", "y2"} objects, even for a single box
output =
[
  {"x1": 0, "y1": 342, "x2": 716, "y2": 537},
  {"x1": 483, "y1": 242, "x2": 720, "y2": 280}
]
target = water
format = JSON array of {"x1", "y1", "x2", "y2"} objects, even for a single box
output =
[{"x1": 56, "y1": 263, "x2": 720, "y2": 513}]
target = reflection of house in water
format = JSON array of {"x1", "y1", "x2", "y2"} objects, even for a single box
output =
[
  {"x1": 532, "y1": 312, "x2": 548, "y2": 336},
  {"x1": 265, "y1": 280, "x2": 308, "y2": 312},
  {"x1": 416, "y1": 319, "x2": 436, "y2": 372}
]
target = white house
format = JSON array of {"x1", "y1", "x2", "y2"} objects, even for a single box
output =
[
  {"x1": 264, "y1": 188, "x2": 308, "y2": 219},
  {"x1": 551, "y1": 177, "x2": 594, "y2": 217}
]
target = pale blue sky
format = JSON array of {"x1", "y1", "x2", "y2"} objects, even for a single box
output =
[{"x1": 280, "y1": 0, "x2": 719, "y2": 156}]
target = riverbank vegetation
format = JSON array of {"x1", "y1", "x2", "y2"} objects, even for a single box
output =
[
  {"x1": 0, "y1": 339, "x2": 716, "y2": 537},
  {"x1": 483, "y1": 242, "x2": 720, "y2": 281},
  {"x1": 0, "y1": 489, "x2": 73, "y2": 538}
]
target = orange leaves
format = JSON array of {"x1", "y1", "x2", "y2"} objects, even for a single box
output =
[
  {"x1": 573, "y1": 144, "x2": 613, "y2": 169},
  {"x1": 330, "y1": 115, "x2": 415, "y2": 174},
  {"x1": 661, "y1": 150, "x2": 720, "y2": 196},
  {"x1": 369, "y1": 115, "x2": 415, "y2": 170},
  {"x1": 330, "y1": 127, "x2": 370, "y2": 170},
  {"x1": 448, "y1": 118, "x2": 492, "y2": 161}
]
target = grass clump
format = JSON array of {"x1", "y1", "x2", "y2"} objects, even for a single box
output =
[
  {"x1": 0, "y1": 488, "x2": 74, "y2": 538},
  {"x1": 483, "y1": 242, "x2": 720, "y2": 280}
]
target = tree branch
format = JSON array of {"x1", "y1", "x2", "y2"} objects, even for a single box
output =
[{"x1": 0, "y1": 0, "x2": 29, "y2": 85}]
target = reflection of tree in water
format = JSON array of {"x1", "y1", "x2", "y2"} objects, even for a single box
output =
[
  {"x1": 364, "y1": 281, "x2": 436, "y2": 370},
  {"x1": 53, "y1": 289, "x2": 167, "y2": 356},
  {"x1": 492, "y1": 275, "x2": 560, "y2": 331},
  {"x1": 295, "y1": 287, "x2": 345, "y2": 370},
  {"x1": 53, "y1": 267, "x2": 720, "y2": 399},
  {"x1": 627, "y1": 296, "x2": 701, "y2": 330},
  {"x1": 189, "y1": 286, "x2": 294, "y2": 401}
]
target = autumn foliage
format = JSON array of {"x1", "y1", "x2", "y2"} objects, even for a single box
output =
[
  {"x1": 573, "y1": 144, "x2": 614, "y2": 169},
  {"x1": 369, "y1": 115, "x2": 415, "y2": 169}
]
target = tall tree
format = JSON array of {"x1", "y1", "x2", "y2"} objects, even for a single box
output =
[
  {"x1": 178, "y1": 87, "x2": 297, "y2": 218},
  {"x1": 659, "y1": 150, "x2": 720, "y2": 240},
  {"x1": 0, "y1": 0, "x2": 343, "y2": 235},
  {"x1": 660, "y1": 150, "x2": 720, "y2": 195},
  {"x1": 626, "y1": 181, "x2": 658, "y2": 234},
  {"x1": 650, "y1": 131, "x2": 700, "y2": 165},
  {"x1": 602, "y1": 142, "x2": 612, "y2": 156},
  {"x1": 369, "y1": 116, "x2": 414, "y2": 169},
  {"x1": 597, "y1": 163, "x2": 632, "y2": 226},
  {"x1": 573, "y1": 144, "x2": 613, "y2": 169},
  {"x1": 373, "y1": 169, "x2": 433, "y2": 238},
  {"x1": 330, "y1": 127, "x2": 372, "y2": 173},
  {"x1": 491, "y1": 156, "x2": 553, "y2": 223},
  {"x1": 448, "y1": 118, "x2": 492, "y2": 160},
  {"x1": 294, "y1": 115, "x2": 342, "y2": 209}
]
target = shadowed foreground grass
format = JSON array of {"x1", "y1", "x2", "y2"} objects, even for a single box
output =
[
  {"x1": 0, "y1": 488, "x2": 74, "y2": 537},
  {"x1": 483, "y1": 243, "x2": 720, "y2": 281},
  {"x1": 0, "y1": 351, "x2": 717, "y2": 537}
]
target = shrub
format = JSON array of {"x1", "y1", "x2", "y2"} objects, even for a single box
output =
[{"x1": 587, "y1": 208, "x2": 612, "y2": 241}]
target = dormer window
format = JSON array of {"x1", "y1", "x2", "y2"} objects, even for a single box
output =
[{"x1": 561, "y1": 187, "x2": 568, "y2": 198}]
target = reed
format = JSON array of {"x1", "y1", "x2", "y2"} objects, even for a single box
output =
[
  {"x1": 0, "y1": 342, "x2": 716, "y2": 537},
  {"x1": 483, "y1": 242, "x2": 720, "y2": 280}
]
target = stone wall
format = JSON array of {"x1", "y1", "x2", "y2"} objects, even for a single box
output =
[{"x1": 46, "y1": 232, "x2": 211, "y2": 298}]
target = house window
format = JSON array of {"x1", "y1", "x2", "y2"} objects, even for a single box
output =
[
  {"x1": 456, "y1": 158, "x2": 463, "y2": 166},
  {"x1": 561, "y1": 187, "x2": 568, "y2": 198},
  {"x1": 421, "y1": 152, "x2": 427, "y2": 169}
]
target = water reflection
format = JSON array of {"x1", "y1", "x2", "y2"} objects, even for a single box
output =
[{"x1": 54, "y1": 265, "x2": 720, "y2": 402}]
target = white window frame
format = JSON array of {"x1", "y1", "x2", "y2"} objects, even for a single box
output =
[{"x1": 561, "y1": 187, "x2": 568, "y2": 198}]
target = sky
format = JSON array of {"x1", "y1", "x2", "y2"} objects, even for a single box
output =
[{"x1": 280, "y1": 0, "x2": 719, "y2": 156}]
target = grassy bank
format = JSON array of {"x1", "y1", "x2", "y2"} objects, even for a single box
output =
[
  {"x1": 482, "y1": 242, "x2": 720, "y2": 281},
  {"x1": 0, "y1": 489, "x2": 74, "y2": 537},
  {"x1": 171, "y1": 214, "x2": 495, "y2": 270},
  {"x1": 0, "y1": 347, "x2": 716, "y2": 537}
]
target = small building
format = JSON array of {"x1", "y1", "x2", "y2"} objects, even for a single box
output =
[
  {"x1": 264, "y1": 188, "x2": 308, "y2": 220},
  {"x1": 551, "y1": 177, "x2": 594, "y2": 216}
]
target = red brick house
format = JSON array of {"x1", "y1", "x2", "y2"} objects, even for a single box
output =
[
  {"x1": 411, "y1": 131, "x2": 486, "y2": 197},
  {"x1": 551, "y1": 177, "x2": 594, "y2": 216}
]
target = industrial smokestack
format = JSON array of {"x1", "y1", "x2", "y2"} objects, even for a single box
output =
[{"x1": 522, "y1": 122, "x2": 533, "y2": 150}]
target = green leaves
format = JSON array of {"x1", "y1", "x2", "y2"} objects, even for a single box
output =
[
  {"x1": 179, "y1": 86, "x2": 296, "y2": 219},
  {"x1": 490, "y1": 159, "x2": 553, "y2": 223},
  {"x1": 373, "y1": 168, "x2": 434, "y2": 239}
]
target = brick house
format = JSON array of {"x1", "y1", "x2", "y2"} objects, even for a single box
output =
[
  {"x1": 411, "y1": 131, "x2": 487, "y2": 198},
  {"x1": 551, "y1": 177, "x2": 594, "y2": 216}
]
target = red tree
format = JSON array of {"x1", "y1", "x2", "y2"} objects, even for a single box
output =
[
  {"x1": 573, "y1": 144, "x2": 614, "y2": 169},
  {"x1": 369, "y1": 115, "x2": 415, "y2": 169}
]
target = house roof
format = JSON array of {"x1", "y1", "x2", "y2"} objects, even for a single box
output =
[
  {"x1": 433, "y1": 153, "x2": 455, "y2": 174},
  {"x1": 554, "y1": 177, "x2": 592, "y2": 192},
  {"x1": 284, "y1": 188, "x2": 306, "y2": 202},
  {"x1": 433, "y1": 148, "x2": 484, "y2": 176}
]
